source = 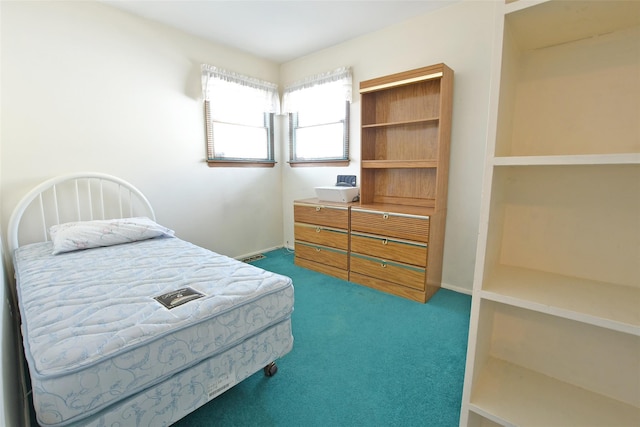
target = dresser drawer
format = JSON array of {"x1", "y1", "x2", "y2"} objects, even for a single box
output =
[
  {"x1": 294, "y1": 203, "x2": 349, "y2": 229},
  {"x1": 351, "y1": 208, "x2": 429, "y2": 243},
  {"x1": 351, "y1": 232, "x2": 427, "y2": 267},
  {"x1": 350, "y1": 254, "x2": 425, "y2": 291},
  {"x1": 294, "y1": 241, "x2": 348, "y2": 270},
  {"x1": 295, "y1": 257, "x2": 349, "y2": 281},
  {"x1": 294, "y1": 223, "x2": 349, "y2": 250}
]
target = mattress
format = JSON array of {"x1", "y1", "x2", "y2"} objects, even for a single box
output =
[
  {"x1": 79, "y1": 320, "x2": 293, "y2": 426},
  {"x1": 14, "y1": 237, "x2": 294, "y2": 427}
]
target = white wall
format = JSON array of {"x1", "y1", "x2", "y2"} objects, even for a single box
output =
[
  {"x1": 0, "y1": 0, "x2": 497, "y2": 422},
  {"x1": 280, "y1": 0, "x2": 496, "y2": 293},
  {"x1": 1, "y1": 0, "x2": 285, "y2": 260},
  {"x1": 1, "y1": 0, "x2": 495, "y2": 299},
  {"x1": 1, "y1": 3, "x2": 285, "y2": 422},
  {"x1": 0, "y1": 5, "x2": 17, "y2": 424}
]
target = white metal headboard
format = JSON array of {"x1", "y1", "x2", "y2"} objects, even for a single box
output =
[{"x1": 7, "y1": 172, "x2": 155, "y2": 254}]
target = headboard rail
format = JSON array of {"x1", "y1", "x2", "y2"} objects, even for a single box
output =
[{"x1": 8, "y1": 172, "x2": 155, "y2": 254}]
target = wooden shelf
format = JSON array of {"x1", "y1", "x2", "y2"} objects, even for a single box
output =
[
  {"x1": 470, "y1": 358, "x2": 640, "y2": 427},
  {"x1": 361, "y1": 117, "x2": 439, "y2": 128},
  {"x1": 359, "y1": 63, "x2": 452, "y2": 208},
  {"x1": 361, "y1": 160, "x2": 438, "y2": 169},
  {"x1": 356, "y1": 203, "x2": 435, "y2": 218},
  {"x1": 355, "y1": 63, "x2": 453, "y2": 301}
]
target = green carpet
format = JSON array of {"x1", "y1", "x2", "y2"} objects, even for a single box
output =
[{"x1": 174, "y1": 248, "x2": 471, "y2": 426}]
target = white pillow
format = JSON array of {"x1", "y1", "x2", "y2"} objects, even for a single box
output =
[{"x1": 49, "y1": 217, "x2": 174, "y2": 254}]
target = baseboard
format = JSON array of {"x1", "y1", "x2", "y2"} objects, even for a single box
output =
[
  {"x1": 235, "y1": 245, "x2": 285, "y2": 262},
  {"x1": 440, "y1": 281, "x2": 472, "y2": 295}
]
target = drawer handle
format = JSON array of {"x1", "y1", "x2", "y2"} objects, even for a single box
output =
[
  {"x1": 315, "y1": 247, "x2": 321, "y2": 252},
  {"x1": 316, "y1": 206, "x2": 321, "y2": 212},
  {"x1": 380, "y1": 262, "x2": 387, "y2": 268},
  {"x1": 382, "y1": 239, "x2": 388, "y2": 245},
  {"x1": 316, "y1": 227, "x2": 321, "y2": 233},
  {"x1": 382, "y1": 213, "x2": 389, "y2": 220}
]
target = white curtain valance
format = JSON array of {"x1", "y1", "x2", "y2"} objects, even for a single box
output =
[
  {"x1": 282, "y1": 67, "x2": 352, "y2": 114},
  {"x1": 201, "y1": 64, "x2": 280, "y2": 114}
]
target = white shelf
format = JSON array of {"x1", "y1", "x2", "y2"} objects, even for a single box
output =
[
  {"x1": 504, "y1": 0, "x2": 640, "y2": 51},
  {"x1": 504, "y1": 0, "x2": 549, "y2": 16},
  {"x1": 482, "y1": 265, "x2": 640, "y2": 336},
  {"x1": 495, "y1": 3, "x2": 640, "y2": 158},
  {"x1": 493, "y1": 153, "x2": 640, "y2": 166},
  {"x1": 470, "y1": 358, "x2": 640, "y2": 427},
  {"x1": 461, "y1": 1, "x2": 640, "y2": 426},
  {"x1": 486, "y1": 164, "x2": 639, "y2": 294},
  {"x1": 467, "y1": 411, "x2": 504, "y2": 427}
]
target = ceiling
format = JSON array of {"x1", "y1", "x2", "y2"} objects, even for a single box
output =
[{"x1": 102, "y1": 1, "x2": 460, "y2": 63}]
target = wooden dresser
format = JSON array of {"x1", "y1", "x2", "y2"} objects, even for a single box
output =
[
  {"x1": 293, "y1": 199, "x2": 352, "y2": 281},
  {"x1": 349, "y1": 207, "x2": 433, "y2": 302},
  {"x1": 293, "y1": 199, "x2": 444, "y2": 303},
  {"x1": 293, "y1": 63, "x2": 453, "y2": 303}
]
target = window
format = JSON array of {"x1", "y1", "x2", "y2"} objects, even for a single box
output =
[
  {"x1": 283, "y1": 67, "x2": 352, "y2": 166},
  {"x1": 201, "y1": 65, "x2": 280, "y2": 167}
]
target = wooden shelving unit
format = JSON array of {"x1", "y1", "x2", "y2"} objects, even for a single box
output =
[
  {"x1": 460, "y1": 1, "x2": 640, "y2": 425},
  {"x1": 359, "y1": 64, "x2": 452, "y2": 210},
  {"x1": 349, "y1": 63, "x2": 454, "y2": 302}
]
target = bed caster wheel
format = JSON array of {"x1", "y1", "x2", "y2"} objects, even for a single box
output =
[{"x1": 264, "y1": 362, "x2": 278, "y2": 377}]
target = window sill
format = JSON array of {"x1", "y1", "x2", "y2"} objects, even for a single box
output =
[
  {"x1": 289, "y1": 160, "x2": 350, "y2": 167},
  {"x1": 207, "y1": 160, "x2": 276, "y2": 168}
]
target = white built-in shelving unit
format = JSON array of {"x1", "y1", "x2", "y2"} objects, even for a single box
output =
[{"x1": 460, "y1": 1, "x2": 640, "y2": 426}]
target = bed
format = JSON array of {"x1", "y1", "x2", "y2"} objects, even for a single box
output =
[{"x1": 7, "y1": 172, "x2": 294, "y2": 426}]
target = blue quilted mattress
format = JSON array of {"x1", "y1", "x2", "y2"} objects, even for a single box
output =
[{"x1": 13, "y1": 237, "x2": 294, "y2": 426}]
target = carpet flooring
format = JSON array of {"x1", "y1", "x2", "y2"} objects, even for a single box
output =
[{"x1": 174, "y1": 248, "x2": 471, "y2": 426}]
